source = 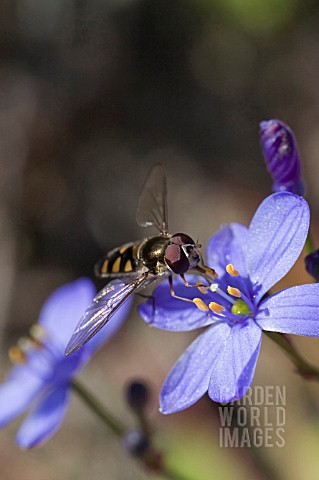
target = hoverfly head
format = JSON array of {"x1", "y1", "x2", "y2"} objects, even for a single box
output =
[{"x1": 164, "y1": 233, "x2": 200, "y2": 274}]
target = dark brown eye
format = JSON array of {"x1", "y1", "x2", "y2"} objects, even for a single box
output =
[
  {"x1": 164, "y1": 244, "x2": 190, "y2": 274},
  {"x1": 170, "y1": 233, "x2": 196, "y2": 246}
]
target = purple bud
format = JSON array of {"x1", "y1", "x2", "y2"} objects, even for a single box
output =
[
  {"x1": 259, "y1": 119, "x2": 305, "y2": 196},
  {"x1": 305, "y1": 249, "x2": 319, "y2": 282},
  {"x1": 125, "y1": 380, "x2": 150, "y2": 411},
  {"x1": 122, "y1": 429, "x2": 150, "y2": 456}
]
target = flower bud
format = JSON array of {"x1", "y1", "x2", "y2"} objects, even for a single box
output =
[
  {"x1": 122, "y1": 429, "x2": 150, "y2": 456},
  {"x1": 259, "y1": 119, "x2": 305, "y2": 195},
  {"x1": 305, "y1": 249, "x2": 319, "y2": 282},
  {"x1": 125, "y1": 380, "x2": 150, "y2": 411}
]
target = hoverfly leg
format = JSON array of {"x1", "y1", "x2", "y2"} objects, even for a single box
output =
[
  {"x1": 180, "y1": 274, "x2": 209, "y2": 289},
  {"x1": 137, "y1": 292, "x2": 156, "y2": 323},
  {"x1": 195, "y1": 265, "x2": 218, "y2": 279},
  {"x1": 168, "y1": 275, "x2": 194, "y2": 303},
  {"x1": 196, "y1": 250, "x2": 218, "y2": 279}
]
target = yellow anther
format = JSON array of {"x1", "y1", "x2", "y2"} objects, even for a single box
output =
[
  {"x1": 227, "y1": 286, "x2": 241, "y2": 298},
  {"x1": 226, "y1": 264, "x2": 239, "y2": 276},
  {"x1": 8, "y1": 345, "x2": 26, "y2": 364},
  {"x1": 209, "y1": 302, "x2": 225, "y2": 314},
  {"x1": 29, "y1": 324, "x2": 46, "y2": 344},
  {"x1": 193, "y1": 297, "x2": 209, "y2": 312},
  {"x1": 196, "y1": 281, "x2": 208, "y2": 294}
]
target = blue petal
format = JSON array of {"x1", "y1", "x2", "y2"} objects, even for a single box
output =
[
  {"x1": 138, "y1": 276, "x2": 215, "y2": 331},
  {"x1": 0, "y1": 368, "x2": 43, "y2": 428},
  {"x1": 206, "y1": 223, "x2": 251, "y2": 296},
  {"x1": 16, "y1": 387, "x2": 69, "y2": 448},
  {"x1": 160, "y1": 322, "x2": 231, "y2": 413},
  {"x1": 208, "y1": 318, "x2": 262, "y2": 403},
  {"x1": 257, "y1": 284, "x2": 319, "y2": 336},
  {"x1": 247, "y1": 193, "x2": 309, "y2": 302},
  {"x1": 206, "y1": 223, "x2": 249, "y2": 278},
  {"x1": 39, "y1": 278, "x2": 96, "y2": 348}
]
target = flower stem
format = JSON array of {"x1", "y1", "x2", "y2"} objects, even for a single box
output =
[
  {"x1": 264, "y1": 332, "x2": 319, "y2": 380},
  {"x1": 71, "y1": 378, "x2": 126, "y2": 437},
  {"x1": 71, "y1": 379, "x2": 194, "y2": 480}
]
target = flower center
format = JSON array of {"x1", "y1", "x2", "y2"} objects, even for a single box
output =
[
  {"x1": 8, "y1": 323, "x2": 61, "y2": 381},
  {"x1": 191, "y1": 264, "x2": 253, "y2": 318},
  {"x1": 231, "y1": 298, "x2": 252, "y2": 316},
  {"x1": 8, "y1": 324, "x2": 48, "y2": 364}
]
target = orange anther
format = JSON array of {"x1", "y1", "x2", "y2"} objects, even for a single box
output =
[
  {"x1": 209, "y1": 302, "x2": 225, "y2": 314},
  {"x1": 8, "y1": 346, "x2": 26, "y2": 364},
  {"x1": 193, "y1": 297, "x2": 209, "y2": 312},
  {"x1": 196, "y1": 281, "x2": 208, "y2": 294},
  {"x1": 226, "y1": 264, "x2": 239, "y2": 276},
  {"x1": 227, "y1": 286, "x2": 241, "y2": 298}
]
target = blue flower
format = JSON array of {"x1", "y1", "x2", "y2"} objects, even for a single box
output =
[
  {"x1": 0, "y1": 278, "x2": 131, "y2": 448},
  {"x1": 139, "y1": 192, "x2": 319, "y2": 412},
  {"x1": 260, "y1": 119, "x2": 305, "y2": 195}
]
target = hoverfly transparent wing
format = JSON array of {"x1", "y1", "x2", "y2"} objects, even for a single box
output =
[
  {"x1": 136, "y1": 163, "x2": 168, "y2": 234},
  {"x1": 64, "y1": 273, "x2": 150, "y2": 356}
]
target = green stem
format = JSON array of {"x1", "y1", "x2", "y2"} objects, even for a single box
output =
[
  {"x1": 71, "y1": 379, "x2": 194, "y2": 480},
  {"x1": 265, "y1": 332, "x2": 319, "y2": 380},
  {"x1": 71, "y1": 379, "x2": 126, "y2": 437}
]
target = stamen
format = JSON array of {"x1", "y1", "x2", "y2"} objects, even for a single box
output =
[
  {"x1": 210, "y1": 283, "x2": 236, "y2": 305},
  {"x1": 227, "y1": 286, "x2": 241, "y2": 298},
  {"x1": 210, "y1": 283, "x2": 219, "y2": 293},
  {"x1": 209, "y1": 302, "x2": 225, "y2": 314},
  {"x1": 8, "y1": 346, "x2": 26, "y2": 364},
  {"x1": 29, "y1": 324, "x2": 47, "y2": 347},
  {"x1": 226, "y1": 264, "x2": 239, "y2": 276},
  {"x1": 196, "y1": 281, "x2": 208, "y2": 294},
  {"x1": 17, "y1": 337, "x2": 34, "y2": 353},
  {"x1": 192, "y1": 297, "x2": 209, "y2": 312}
]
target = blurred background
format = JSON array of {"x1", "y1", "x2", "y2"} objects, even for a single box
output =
[{"x1": 1, "y1": 0, "x2": 319, "y2": 478}]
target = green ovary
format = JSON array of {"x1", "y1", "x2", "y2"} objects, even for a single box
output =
[{"x1": 231, "y1": 299, "x2": 251, "y2": 316}]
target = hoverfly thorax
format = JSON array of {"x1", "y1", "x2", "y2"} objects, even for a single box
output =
[{"x1": 164, "y1": 233, "x2": 200, "y2": 274}]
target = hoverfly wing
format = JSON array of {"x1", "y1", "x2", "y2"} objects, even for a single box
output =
[
  {"x1": 64, "y1": 273, "x2": 149, "y2": 356},
  {"x1": 136, "y1": 163, "x2": 168, "y2": 234}
]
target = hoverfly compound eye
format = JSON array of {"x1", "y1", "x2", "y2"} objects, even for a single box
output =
[
  {"x1": 170, "y1": 233, "x2": 196, "y2": 246},
  {"x1": 165, "y1": 233, "x2": 200, "y2": 274},
  {"x1": 164, "y1": 244, "x2": 190, "y2": 274}
]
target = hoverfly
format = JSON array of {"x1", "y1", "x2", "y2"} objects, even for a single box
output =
[{"x1": 65, "y1": 164, "x2": 215, "y2": 356}]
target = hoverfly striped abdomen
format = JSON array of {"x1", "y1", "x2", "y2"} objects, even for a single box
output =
[{"x1": 95, "y1": 242, "x2": 140, "y2": 277}]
